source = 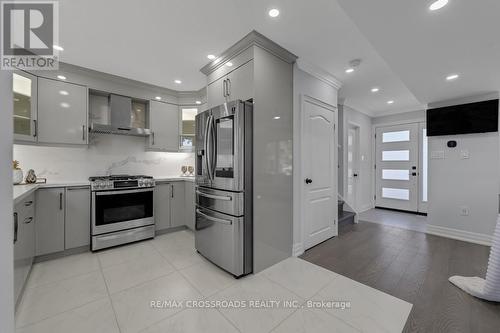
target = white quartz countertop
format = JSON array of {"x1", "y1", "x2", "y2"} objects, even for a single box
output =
[{"x1": 13, "y1": 176, "x2": 194, "y2": 204}]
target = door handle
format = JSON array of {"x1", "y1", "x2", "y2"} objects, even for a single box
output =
[
  {"x1": 305, "y1": 178, "x2": 313, "y2": 184},
  {"x1": 353, "y1": 173, "x2": 359, "y2": 177},
  {"x1": 412, "y1": 172, "x2": 417, "y2": 176},
  {"x1": 196, "y1": 209, "x2": 232, "y2": 225}
]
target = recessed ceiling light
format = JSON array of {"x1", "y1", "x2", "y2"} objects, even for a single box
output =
[
  {"x1": 446, "y1": 74, "x2": 459, "y2": 81},
  {"x1": 195, "y1": 101, "x2": 201, "y2": 105},
  {"x1": 226, "y1": 62, "x2": 233, "y2": 67},
  {"x1": 387, "y1": 100, "x2": 394, "y2": 104},
  {"x1": 57, "y1": 75, "x2": 66, "y2": 80},
  {"x1": 207, "y1": 54, "x2": 216, "y2": 60},
  {"x1": 273, "y1": 116, "x2": 281, "y2": 120},
  {"x1": 60, "y1": 102, "x2": 70, "y2": 108},
  {"x1": 59, "y1": 90, "x2": 69, "y2": 95},
  {"x1": 429, "y1": 0, "x2": 449, "y2": 11},
  {"x1": 371, "y1": 88, "x2": 380, "y2": 93},
  {"x1": 268, "y1": 8, "x2": 280, "y2": 18},
  {"x1": 345, "y1": 68, "x2": 354, "y2": 73},
  {"x1": 155, "y1": 96, "x2": 162, "y2": 100},
  {"x1": 53, "y1": 44, "x2": 64, "y2": 51},
  {"x1": 174, "y1": 79, "x2": 182, "y2": 84}
]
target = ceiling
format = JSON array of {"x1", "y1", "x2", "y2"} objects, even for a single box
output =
[{"x1": 61, "y1": 0, "x2": 498, "y2": 116}]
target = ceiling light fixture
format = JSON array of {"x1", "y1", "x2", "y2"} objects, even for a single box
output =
[
  {"x1": 345, "y1": 59, "x2": 362, "y2": 74},
  {"x1": 446, "y1": 74, "x2": 459, "y2": 81},
  {"x1": 155, "y1": 96, "x2": 162, "y2": 100},
  {"x1": 53, "y1": 44, "x2": 64, "y2": 51},
  {"x1": 387, "y1": 100, "x2": 394, "y2": 104},
  {"x1": 226, "y1": 62, "x2": 233, "y2": 67},
  {"x1": 207, "y1": 54, "x2": 216, "y2": 60},
  {"x1": 59, "y1": 90, "x2": 69, "y2": 96},
  {"x1": 429, "y1": 0, "x2": 449, "y2": 11},
  {"x1": 174, "y1": 80, "x2": 182, "y2": 84},
  {"x1": 268, "y1": 8, "x2": 280, "y2": 18},
  {"x1": 195, "y1": 101, "x2": 201, "y2": 105},
  {"x1": 273, "y1": 116, "x2": 281, "y2": 120},
  {"x1": 57, "y1": 75, "x2": 66, "y2": 80},
  {"x1": 371, "y1": 87, "x2": 380, "y2": 93},
  {"x1": 345, "y1": 68, "x2": 354, "y2": 73}
]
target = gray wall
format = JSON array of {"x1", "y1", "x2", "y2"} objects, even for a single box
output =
[{"x1": 0, "y1": 70, "x2": 14, "y2": 333}]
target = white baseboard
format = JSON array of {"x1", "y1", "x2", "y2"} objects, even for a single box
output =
[
  {"x1": 358, "y1": 204, "x2": 373, "y2": 214},
  {"x1": 292, "y1": 242, "x2": 304, "y2": 257},
  {"x1": 426, "y1": 224, "x2": 493, "y2": 246}
]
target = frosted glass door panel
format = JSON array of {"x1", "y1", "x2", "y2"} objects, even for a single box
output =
[
  {"x1": 382, "y1": 150, "x2": 410, "y2": 161},
  {"x1": 382, "y1": 130, "x2": 410, "y2": 143},
  {"x1": 382, "y1": 169, "x2": 410, "y2": 181},
  {"x1": 382, "y1": 188, "x2": 410, "y2": 201}
]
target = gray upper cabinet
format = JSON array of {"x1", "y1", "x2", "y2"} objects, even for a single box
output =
[
  {"x1": 37, "y1": 77, "x2": 88, "y2": 145},
  {"x1": 35, "y1": 188, "x2": 65, "y2": 256},
  {"x1": 207, "y1": 60, "x2": 254, "y2": 108},
  {"x1": 13, "y1": 71, "x2": 38, "y2": 143},
  {"x1": 65, "y1": 186, "x2": 90, "y2": 249},
  {"x1": 149, "y1": 100, "x2": 179, "y2": 151},
  {"x1": 154, "y1": 182, "x2": 172, "y2": 231},
  {"x1": 170, "y1": 182, "x2": 186, "y2": 228}
]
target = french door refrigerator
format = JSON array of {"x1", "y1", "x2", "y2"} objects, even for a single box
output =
[{"x1": 195, "y1": 100, "x2": 253, "y2": 277}]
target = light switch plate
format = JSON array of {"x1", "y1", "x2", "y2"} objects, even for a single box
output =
[{"x1": 430, "y1": 151, "x2": 445, "y2": 159}]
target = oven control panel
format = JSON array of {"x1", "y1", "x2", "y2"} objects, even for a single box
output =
[{"x1": 90, "y1": 177, "x2": 155, "y2": 191}]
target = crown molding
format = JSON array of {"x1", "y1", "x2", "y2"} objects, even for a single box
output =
[
  {"x1": 200, "y1": 30, "x2": 298, "y2": 75},
  {"x1": 296, "y1": 59, "x2": 342, "y2": 90}
]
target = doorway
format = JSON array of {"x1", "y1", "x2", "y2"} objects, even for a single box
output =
[{"x1": 375, "y1": 122, "x2": 427, "y2": 213}]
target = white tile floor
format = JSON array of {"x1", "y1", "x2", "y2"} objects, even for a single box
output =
[
  {"x1": 16, "y1": 230, "x2": 413, "y2": 333},
  {"x1": 359, "y1": 208, "x2": 428, "y2": 233}
]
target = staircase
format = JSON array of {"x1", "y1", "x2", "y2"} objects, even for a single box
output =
[{"x1": 338, "y1": 200, "x2": 356, "y2": 226}]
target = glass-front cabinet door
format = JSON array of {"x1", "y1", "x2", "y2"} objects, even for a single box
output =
[
  {"x1": 13, "y1": 71, "x2": 37, "y2": 142},
  {"x1": 180, "y1": 107, "x2": 198, "y2": 150}
]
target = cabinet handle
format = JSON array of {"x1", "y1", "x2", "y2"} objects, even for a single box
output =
[
  {"x1": 226, "y1": 78, "x2": 231, "y2": 96},
  {"x1": 222, "y1": 79, "x2": 226, "y2": 97},
  {"x1": 82, "y1": 125, "x2": 86, "y2": 141},
  {"x1": 66, "y1": 186, "x2": 89, "y2": 191},
  {"x1": 24, "y1": 200, "x2": 33, "y2": 206},
  {"x1": 33, "y1": 119, "x2": 37, "y2": 137},
  {"x1": 152, "y1": 132, "x2": 155, "y2": 145},
  {"x1": 171, "y1": 184, "x2": 174, "y2": 198},
  {"x1": 13, "y1": 213, "x2": 18, "y2": 244},
  {"x1": 24, "y1": 217, "x2": 33, "y2": 224},
  {"x1": 59, "y1": 193, "x2": 63, "y2": 210}
]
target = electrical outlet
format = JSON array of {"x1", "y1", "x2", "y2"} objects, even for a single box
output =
[{"x1": 460, "y1": 206, "x2": 469, "y2": 216}]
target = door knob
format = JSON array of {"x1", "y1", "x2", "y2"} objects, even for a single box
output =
[{"x1": 305, "y1": 178, "x2": 312, "y2": 184}]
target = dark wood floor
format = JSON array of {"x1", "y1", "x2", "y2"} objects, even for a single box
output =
[{"x1": 301, "y1": 221, "x2": 500, "y2": 333}]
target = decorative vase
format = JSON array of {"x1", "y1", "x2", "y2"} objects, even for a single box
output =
[
  {"x1": 13, "y1": 169, "x2": 23, "y2": 184},
  {"x1": 25, "y1": 169, "x2": 37, "y2": 184}
]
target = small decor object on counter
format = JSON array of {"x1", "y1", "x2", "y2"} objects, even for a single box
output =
[
  {"x1": 188, "y1": 166, "x2": 194, "y2": 176},
  {"x1": 13, "y1": 160, "x2": 23, "y2": 185},
  {"x1": 25, "y1": 169, "x2": 37, "y2": 184},
  {"x1": 181, "y1": 165, "x2": 188, "y2": 176}
]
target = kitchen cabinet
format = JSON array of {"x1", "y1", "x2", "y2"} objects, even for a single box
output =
[
  {"x1": 170, "y1": 182, "x2": 186, "y2": 228},
  {"x1": 207, "y1": 60, "x2": 254, "y2": 108},
  {"x1": 154, "y1": 182, "x2": 172, "y2": 231},
  {"x1": 13, "y1": 71, "x2": 38, "y2": 142},
  {"x1": 65, "y1": 186, "x2": 91, "y2": 249},
  {"x1": 13, "y1": 194, "x2": 35, "y2": 305},
  {"x1": 37, "y1": 77, "x2": 88, "y2": 145},
  {"x1": 149, "y1": 100, "x2": 179, "y2": 151},
  {"x1": 184, "y1": 182, "x2": 195, "y2": 230},
  {"x1": 35, "y1": 188, "x2": 65, "y2": 256}
]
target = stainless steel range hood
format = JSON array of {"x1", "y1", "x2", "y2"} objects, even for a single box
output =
[{"x1": 90, "y1": 94, "x2": 151, "y2": 137}]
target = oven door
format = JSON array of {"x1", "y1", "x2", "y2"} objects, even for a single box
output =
[{"x1": 92, "y1": 188, "x2": 154, "y2": 235}]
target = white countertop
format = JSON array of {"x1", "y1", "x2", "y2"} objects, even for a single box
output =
[{"x1": 13, "y1": 176, "x2": 195, "y2": 204}]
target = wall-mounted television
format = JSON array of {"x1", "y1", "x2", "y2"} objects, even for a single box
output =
[{"x1": 426, "y1": 99, "x2": 499, "y2": 136}]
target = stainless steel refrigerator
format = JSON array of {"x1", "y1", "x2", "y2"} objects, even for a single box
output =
[{"x1": 195, "y1": 100, "x2": 253, "y2": 277}]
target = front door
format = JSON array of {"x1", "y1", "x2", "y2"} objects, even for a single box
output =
[
  {"x1": 302, "y1": 96, "x2": 337, "y2": 250},
  {"x1": 375, "y1": 123, "x2": 420, "y2": 212}
]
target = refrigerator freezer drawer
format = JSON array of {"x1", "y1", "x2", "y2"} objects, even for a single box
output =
[
  {"x1": 195, "y1": 206, "x2": 246, "y2": 276},
  {"x1": 196, "y1": 186, "x2": 244, "y2": 216}
]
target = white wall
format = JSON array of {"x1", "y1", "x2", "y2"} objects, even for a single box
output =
[
  {"x1": 1, "y1": 71, "x2": 14, "y2": 333},
  {"x1": 427, "y1": 93, "x2": 500, "y2": 244},
  {"x1": 372, "y1": 109, "x2": 425, "y2": 125},
  {"x1": 14, "y1": 135, "x2": 194, "y2": 182},
  {"x1": 340, "y1": 105, "x2": 373, "y2": 212},
  {"x1": 293, "y1": 65, "x2": 338, "y2": 255}
]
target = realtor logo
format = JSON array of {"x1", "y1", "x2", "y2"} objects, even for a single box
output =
[{"x1": 1, "y1": 1, "x2": 59, "y2": 70}]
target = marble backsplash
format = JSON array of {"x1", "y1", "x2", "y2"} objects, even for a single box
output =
[{"x1": 13, "y1": 134, "x2": 195, "y2": 182}]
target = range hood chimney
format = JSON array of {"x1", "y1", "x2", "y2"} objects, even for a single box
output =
[{"x1": 90, "y1": 94, "x2": 152, "y2": 137}]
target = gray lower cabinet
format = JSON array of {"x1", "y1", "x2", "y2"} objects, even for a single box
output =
[
  {"x1": 184, "y1": 182, "x2": 195, "y2": 230},
  {"x1": 154, "y1": 182, "x2": 172, "y2": 231},
  {"x1": 35, "y1": 188, "x2": 65, "y2": 256},
  {"x1": 13, "y1": 194, "x2": 35, "y2": 305},
  {"x1": 65, "y1": 186, "x2": 91, "y2": 249},
  {"x1": 170, "y1": 182, "x2": 185, "y2": 228}
]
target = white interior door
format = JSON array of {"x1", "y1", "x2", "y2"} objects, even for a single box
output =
[
  {"x1": 375, "y1": 123, "x2": 419, "y2": 212},
  {"x1": 302, "y1": 97, "x2": 337, "y2": 250},
  {"x1": 346, "y1": 124, "x2": 360, "y2": 209}
]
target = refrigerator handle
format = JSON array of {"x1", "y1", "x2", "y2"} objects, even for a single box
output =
[
  {"x1": 205, "y1": 115, "x2": 213, "y2": 180},
  {"x1": 210, "y1": 116, "x2": 217, "y2": 180}
]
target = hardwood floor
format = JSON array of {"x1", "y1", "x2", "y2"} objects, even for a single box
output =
[{"x1": 301, "y1": 222, "x2": 500, "y2": 333}]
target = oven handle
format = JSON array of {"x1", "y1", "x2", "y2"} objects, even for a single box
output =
[
  {"x1": 196, "y1": 209, "x2": 232, "y2": 225},
  {"x1": 95, "y1": 188, "x2": 154, "y2": 196},
  {"x1": 196, "y1": 190, "x2": 232, "y2": 201}
]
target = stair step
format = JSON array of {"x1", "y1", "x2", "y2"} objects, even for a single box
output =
[
  {"x1": 338, "y1": 211, "x2": 355, "y2": 225},
  {"x1": 338, "y1": 200, "x2": 344, "y2": 214}
]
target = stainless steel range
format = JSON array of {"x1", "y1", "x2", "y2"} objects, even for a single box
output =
[{"x1": 89, "y1": 175, "x2": 155, "y2": 251}]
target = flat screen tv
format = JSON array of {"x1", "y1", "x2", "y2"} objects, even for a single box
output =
[{"x1": 426, "y1": 99, "x2": 499, "y2": 136}]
